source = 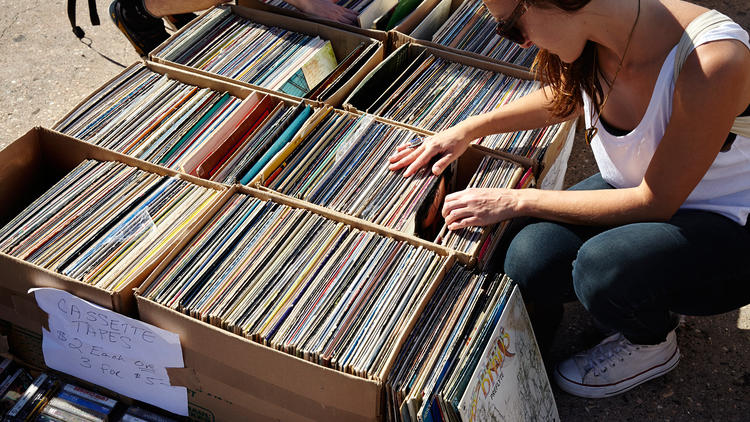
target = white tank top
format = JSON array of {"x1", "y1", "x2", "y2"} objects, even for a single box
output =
[{"x1": 582, "y1": 11, "x2": 750, "y2": 225}]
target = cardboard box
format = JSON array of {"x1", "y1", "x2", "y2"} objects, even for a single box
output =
[
  {"x1": 134, "y1": 184, "x2": 456, "y2": 422},
  {"x1": 53, "y1": 60, "x2": 324, "y2": 180},
  {"x1": 343, "y1": 42, "x2": 535, "y2": 115},
  {"x1": 537, "y1": 117, "x2": 578, "y2": 190},
  {"x1": 236, "y1": 0, "x2": 441, "y2": 35},
  {"x1": 342, "y1": 43, "x2": 573, "y2": 179},
  {"x1": 0, "y1": 127, "x2": 229, "y2": 325},
  {"x1": 0, "y1": 321, "x2": 44, "y2": 369},
  {"x1": 446, "y1": 144, "x2": 528, "y2": 267},
  {"x1": 150, "y1": 5, "x2": 386, "y2": 108},
  {"x1": 247, "y1": 105, "x2": 531, "y2": 264}
]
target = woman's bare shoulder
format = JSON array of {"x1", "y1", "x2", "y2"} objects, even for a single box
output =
[{"x1": 677, "y1": 39, "x2": 750, "y2": 115}]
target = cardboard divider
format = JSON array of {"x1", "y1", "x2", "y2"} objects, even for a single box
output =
[
  {"x1": 0, "y1": 127, "x2": 229, "y2": 324},
  {"x1": 236, "y1": 0, "x2": 442, "y2": 35},
  {"x1": 243, "y1": 185, "x2": 454, "y2": 259},
  {"x1": 149, "y1": 5, "x2": 385, "y2": 108},
  {"x1": 236, "y1": 0, "x2": 389, "y2": 41},
  {"x1": 391, "y1": 30, "x2": 535, "y2": 75},
  {"x1": 134, "y1": 183, "x2": 456, "y2": 421}
]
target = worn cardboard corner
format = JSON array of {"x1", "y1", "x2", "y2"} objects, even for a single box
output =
[
  {"x1": 167, "y1": 367, "x2": 202, "y2": 392},
  {"x1": 10, "y1": 295, "x2": 49, "y2": 332}
]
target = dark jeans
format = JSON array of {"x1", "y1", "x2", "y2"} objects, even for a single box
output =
[{"x1": 503, "y1": 173, "x2": 750, "y2": 345}]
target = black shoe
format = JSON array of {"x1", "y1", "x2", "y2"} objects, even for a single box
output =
[
  {"x1": 109, "y1": 0, "x2": 169, "y2": 56},
  {"x1": 164, "y1": 12, "x2": 198, "y2": 31}
]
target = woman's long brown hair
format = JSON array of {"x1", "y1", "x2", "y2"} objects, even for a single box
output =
[{"x1": 523, "y1": 0, "x2": 603, "y2": 119}]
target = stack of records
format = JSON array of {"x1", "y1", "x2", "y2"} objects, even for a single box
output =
[
  {"x1": 362, "y1": 53, "x2": 538, "y2": 131},
  {"x1": 53, "y1": 65, "x2": 248, "y2": 171},
  {"x1": 143, "y1": 193, "x2": 448, "y2": 378},
  {"x1": 482, "y1": 121, "x2": 565, "y2": 161},
  {"x1": 387, "y1": 265, "x2": 557, "y2": 421},
  {"x1": 153, "y1": 7, "x2": 343, "y2": 98},
  {"x1": 432, "y1": 0, "x2": 538, "y2": 68},
  {"x1": 0, "y1": 160, "x2": 218, "y2": 291},
  {"x1": 263, "y1": 111, "x2": 439, "y2": 232},
  {"x1": 385, "y1": 265, "x2": 513, "y2": 421},
  {"x1": 194, "y1": 100, "x2": 298, "y2": 184},
  {"x1": 437, "y1": 156, "x2": 522, "y2": 253},
  {"x1": 350, "y1": 50, "x2": 561, "y2": 160}
]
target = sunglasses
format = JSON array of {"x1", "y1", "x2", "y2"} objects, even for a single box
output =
[{"x1": 495, "y1": 0, "x2": 528, "y2": 45}]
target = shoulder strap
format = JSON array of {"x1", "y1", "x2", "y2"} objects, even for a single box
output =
[
  {"x1": 673, "y1": 10, "x2": 750, "y2": 138},
  {"x1": 673, "y1": 11, "x2": 733, "y2": 81},
  {"x1": 732, "y1": 117, "x2": 750, "y2": 137},
  {"x1": 67, "y1": 0, "x2": 100, "y2": 39}
]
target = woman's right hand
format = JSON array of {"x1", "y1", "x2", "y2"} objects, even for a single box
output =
[{"x1": 388, "y1": 124, "x2": 472, "y2": 177}]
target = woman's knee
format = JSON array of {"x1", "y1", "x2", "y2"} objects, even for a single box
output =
[
  {"x1": 572, "y1": 232, "x2": 646, "y2": 311},
  {"x1": 504, "y1": 221, "x2": 580, "y2": 301}
]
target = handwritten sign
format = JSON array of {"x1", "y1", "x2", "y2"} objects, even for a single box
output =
[{"x1": 32, "y1": 288, "x2": 188, "y2": 416}]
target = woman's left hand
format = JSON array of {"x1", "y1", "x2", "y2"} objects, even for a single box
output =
[{"x1": 442, "y1": 188, "x2": 520, "y2": 230}]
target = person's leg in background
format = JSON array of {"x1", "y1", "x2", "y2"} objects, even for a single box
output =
[
  {"x1": 143, "y1": 0, "x2": 230, "y2": 17},
  {"x1": 109, "y1": 0, "x2": 229, "y2": 56},
  {"x1": 555, "y1": 209, "x2": 750, "y2": 397}
]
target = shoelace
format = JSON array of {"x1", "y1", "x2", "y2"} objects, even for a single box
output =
[{"x1": 584, "y1": 334, "x2": 641, "y2": 377}]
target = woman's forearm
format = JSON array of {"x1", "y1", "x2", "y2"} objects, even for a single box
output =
[
  {"x1": 516, "y1": 186, "x2": 669, "y2": 226},
  {"x1": 442, "y1": 183, "x2": 669, "y2": 231},
  {"x1": 460, "y1": 86, "x2": 579, "y2": 141}
]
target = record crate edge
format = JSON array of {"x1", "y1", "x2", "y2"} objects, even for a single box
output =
[{"x1": 0, "y1": 127, "x2": 230, "y2": 323}]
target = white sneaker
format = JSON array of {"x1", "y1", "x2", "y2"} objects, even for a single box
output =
[{"x1": 554, "y1": 330, "x2": 680, "y2": 398}]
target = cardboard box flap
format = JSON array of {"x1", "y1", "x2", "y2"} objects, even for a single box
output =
[
  {"x1": 184, "y1": 370, "x2": 351, "y2": 422},
  {"x1": 1, "y1": 247, "x2": 116, "y2": 314},
  {"x1": 343, "y1": 44, "x2": 411, "y2": 111},
  {"x1": 392, "y1": 0, "x2": 443, "y2": 33},
  {"x1": 136, "y1": 295, "x2": 380, "y2": 421}
]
